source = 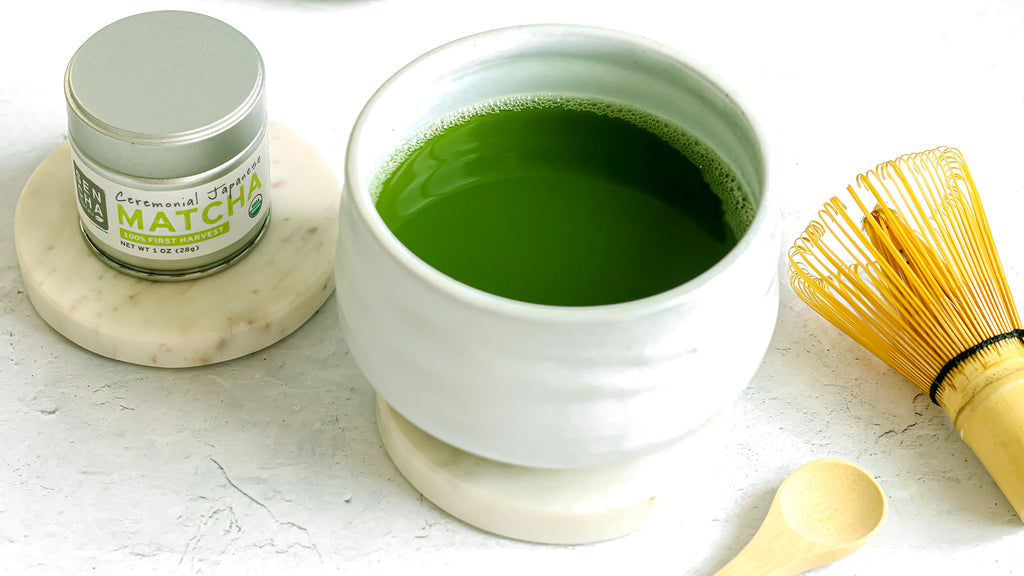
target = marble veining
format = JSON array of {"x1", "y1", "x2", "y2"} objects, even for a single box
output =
[{"x1": 13, "y1": 123, "x2": 340, "y2": 367}]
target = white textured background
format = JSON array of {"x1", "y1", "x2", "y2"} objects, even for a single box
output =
[{"x1": 3, "y1": 0, "x2": 1024, "y2": 573}]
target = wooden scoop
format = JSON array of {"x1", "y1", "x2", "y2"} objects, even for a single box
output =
[{"x1": 713, "y1": 458, "x2": 887, "y2": 576}]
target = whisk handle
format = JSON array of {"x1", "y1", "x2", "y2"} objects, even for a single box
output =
[{"x1": 954, "y1": 371, "x2": 1024, "y2": 521}]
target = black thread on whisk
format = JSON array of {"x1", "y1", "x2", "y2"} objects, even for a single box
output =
[{"x1": 930, "y1": 329, "x2": 1024, "y2": 404}]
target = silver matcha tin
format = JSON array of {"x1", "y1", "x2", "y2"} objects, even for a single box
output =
[{"x1": 65, "y1": 10, "x2": 270, "y2": 280}]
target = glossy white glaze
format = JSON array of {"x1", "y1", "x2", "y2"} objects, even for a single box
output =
[{"x1": 335, "y1": 26, "x2": 780, "y2": 468}]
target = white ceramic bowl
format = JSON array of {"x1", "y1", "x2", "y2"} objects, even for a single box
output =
[{"x1": 335, "y1": 25, "x2": 779, "y2": 469}]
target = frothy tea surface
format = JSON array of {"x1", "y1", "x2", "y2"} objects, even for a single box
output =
[{"x1": 372, "y1": 96, "x2": 754, "y2": 306}]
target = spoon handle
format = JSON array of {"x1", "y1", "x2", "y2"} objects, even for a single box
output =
[
  {"x1": 711, "y1": 459, "x2": 887, "y2": 576},
  {"x1": 711, "y1": 520, "x2": 811, "y2": 576}
]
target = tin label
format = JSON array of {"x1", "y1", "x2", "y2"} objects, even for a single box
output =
[{"x1": 72, "y1": 134, "x2": 270, "y2": 263}]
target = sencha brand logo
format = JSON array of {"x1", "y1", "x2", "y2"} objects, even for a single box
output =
[{"x1": 73, "y1": 161, "x2": 108, "y2": 231}]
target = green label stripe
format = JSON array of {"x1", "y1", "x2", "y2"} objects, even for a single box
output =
[{"x1": 119, "y1": 223, "x2": 230, "y2": 246}]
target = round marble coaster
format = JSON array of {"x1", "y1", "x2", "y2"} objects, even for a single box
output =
[
  {"x1": 376, "y1": 396, "x2": 683, "y2": 545},
  {"x1": 14, "y1": 123, "x2": 340, "y2": 367}
]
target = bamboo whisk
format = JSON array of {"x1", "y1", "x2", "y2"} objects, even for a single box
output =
[{"x1": 789, "y1": 146, "x2": 1024, "y2": 521}]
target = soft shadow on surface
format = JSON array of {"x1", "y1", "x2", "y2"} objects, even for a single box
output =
[
  {"x1": 8, "y1": 286, "x2": 561, "y2": 568},
  {"x1": 694, "y1": 487, "x2": 775, "y2": 576},
  {"x1": 765, "y1": 290, "x2": 1023, "y2": 544},
  {"x1": 5, "y1": 294, "x2": 400, "y2": 556}
]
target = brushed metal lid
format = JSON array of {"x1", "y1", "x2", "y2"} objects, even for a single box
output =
[{"x1": 65, "y1": 10, "x2": 266, "y2": 181}]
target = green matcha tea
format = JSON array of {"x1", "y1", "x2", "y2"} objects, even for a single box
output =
[{"x1": 372, "y1": 96, "x2": 754, "y2": 306}]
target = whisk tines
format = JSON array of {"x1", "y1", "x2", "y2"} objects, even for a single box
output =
[
  {"x1": 790, "y1": 146, "x2": 1024, "y2": 522},
  {"x1": 788, "y1": 147, "x2": 1020, "y2": 400}
]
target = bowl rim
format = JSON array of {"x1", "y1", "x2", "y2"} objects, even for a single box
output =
[{"x1": 344, "y1": 23, "x2": 773, "y2": 321}]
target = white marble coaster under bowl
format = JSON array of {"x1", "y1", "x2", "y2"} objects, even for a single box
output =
[
  {"x1": 14, "y1": 122, "x2": 340, "y2": 367},
  {"x1": 376, "y1": 395, "x2": 688, "y2": 545}
]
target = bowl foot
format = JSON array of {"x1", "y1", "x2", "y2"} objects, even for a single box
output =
[{"x1": 376, "y1": 395, "x2": 689, "y2": 544}]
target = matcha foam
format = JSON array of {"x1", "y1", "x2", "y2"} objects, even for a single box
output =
[{"x1": 371, "y1": 94, "x2": 757, "y2": 240}]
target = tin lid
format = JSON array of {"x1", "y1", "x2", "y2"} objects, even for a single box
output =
[{"x1": 65, "y1": 11, "x2": 266, "y2": 181}]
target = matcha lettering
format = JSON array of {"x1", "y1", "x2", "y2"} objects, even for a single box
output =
[
  {"x1": 71, "y1": 133, "x2": 270, "y2": 260},
  {"x1": 114, "y1": 171, "x2": 262, "y2": 233}
]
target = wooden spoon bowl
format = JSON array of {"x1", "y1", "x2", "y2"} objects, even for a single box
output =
[{"x1": 714, "y1": 458, "x2": 887, "y2": 576}]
